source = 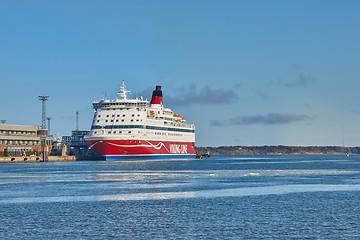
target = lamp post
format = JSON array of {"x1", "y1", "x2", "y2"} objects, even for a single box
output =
[
  {"x1": 76, "y1": 111, "x2": 79, "y2": 131},
  {"x1": 39, "y1": 96, "x2": 49, "y2": 161},
  {"x1": 47, "y1": 117, "x2": 51, "y2": 135},
  {"x1": 38, "y1": 95, "x2": 49, "y2": 130}
]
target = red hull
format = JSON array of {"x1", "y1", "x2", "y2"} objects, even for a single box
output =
[{"x1": 87, "y1": 139, "x2": 196, "y2": 160}]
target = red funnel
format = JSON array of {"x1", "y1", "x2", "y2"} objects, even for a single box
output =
[{"x1": 151, "y1": 86, "x2": 163, "y2": 105}]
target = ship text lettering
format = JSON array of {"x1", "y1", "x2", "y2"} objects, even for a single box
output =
[{"x1": 169, "y1": 144, "x2": 188, "y2": 154}]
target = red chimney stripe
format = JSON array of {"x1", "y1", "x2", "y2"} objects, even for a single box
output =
[{"x1": 151, "y1": 96, "x2": 162, "y2": 105}]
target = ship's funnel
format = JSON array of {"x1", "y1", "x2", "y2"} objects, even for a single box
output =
[{"x1": 150, "y1": 85, "x2": 163, "y2": 105}]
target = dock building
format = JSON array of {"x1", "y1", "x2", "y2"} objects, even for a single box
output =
[
  {"x1": 62, "y1": 130, "x2": 90, "y2": 156},
  {"x1": 0, "y1": 124, "x2": 53, "y2": 157}
]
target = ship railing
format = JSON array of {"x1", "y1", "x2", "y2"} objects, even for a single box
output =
[{"x1": 164, "y1": 122, "x2": 194, "y2": 129}]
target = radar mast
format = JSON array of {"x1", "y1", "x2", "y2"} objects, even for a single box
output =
[{"x1": 118, "y1": 80, "x2": 130, "y2": 100}]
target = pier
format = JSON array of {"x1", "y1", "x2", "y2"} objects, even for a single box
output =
[{"x1": 0, "y1": 155, "x2": 77, "y2": 163}]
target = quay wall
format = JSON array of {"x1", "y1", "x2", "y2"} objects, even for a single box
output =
[{"x1": 0, "y1": 155, "x2": 77, "y2": 163}]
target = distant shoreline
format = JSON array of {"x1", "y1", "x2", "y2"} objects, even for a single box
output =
[
  {"x1": 1, "y1": 146, "x2": 358, "y2": 163},
  {"x1": 196, "y1": 146, "x2": 360, "y2": 155}
]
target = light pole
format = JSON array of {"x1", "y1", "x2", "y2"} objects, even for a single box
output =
[
  {"x1": 76, "y1": 111, "x2": 79, "y2": 131},
  {"x1": 47, "y1": 117, "x2": 52, "y2": 135},
  {"x1": 38, "y1": 95, "x2": 49, "y2": 130},
  {"x1": 39, "y1": 95, "x2": 49, "y2": 161}
]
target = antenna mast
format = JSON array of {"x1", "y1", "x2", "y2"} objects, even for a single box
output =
[
  {"x1": 76, "y1": 111, "x2": 79, "y2": 131},
  {"x1": 38, "y1": 95, "x2": 49, "y2": 129},
  {"x1": 47, "y1": 117, "x2": 51, "y2": 134},
  {"x1": 119, "y1": 80, "x2": 130, "y2": 100}
]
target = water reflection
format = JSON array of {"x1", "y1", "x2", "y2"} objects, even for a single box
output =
[{"x1": 1, "y1": 183, "x2": 359, "y2": 204}]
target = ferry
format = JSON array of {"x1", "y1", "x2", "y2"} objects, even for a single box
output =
[{"x1": 84, "y1": 81, "x2": 196, "y2": 160}]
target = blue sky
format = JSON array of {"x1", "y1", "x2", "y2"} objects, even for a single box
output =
[{"x1": 1, "y1": 0, "x2": 360, "y2": 147}]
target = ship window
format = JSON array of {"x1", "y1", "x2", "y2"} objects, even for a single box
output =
[
  {"x1": 105, "y1": 120, "x2": 108, "y2": 122},
  {"x1": 131, "y1": 120, "x2": 134, "y2": 122},
  {"x1": 111, "y1": 120, "x2": 113, "y2": 122},
  {"x1": 119, "y1": 131, "x2": 122, "y2": 133},
  {"x1": 128, "y1": 131, "x2": 131, "y2": 133},
  {"x1": 116, "y1": 120, "x2": 119, "y2": 122},
  {"x1": 121, "y1": 119, "x2": 124, "y2": 122},
  {"x1": 112, "y1": 115, "x2": 115, "y2": 117},
  {"x1": 117, "y1": 115, "x2": 120, "y2": 117},
  {"x1": 97, "y1": 120, "x2": 99, "y2": 122},
  {"x1": 106, "y1": 115, "x2": 109, "y2": 117},
  {"x1": 108, "y1": 131, "x2": 111, "y2": 134},
  {"x1": 132, "y1": 114, "x2": 135, "y2": 117},
  {"x1": 98, "y1": 115, "x2": 101, "y2": 117},
  {"x1": 122, "y1": 115, "x2": 125, "y2": 117}
]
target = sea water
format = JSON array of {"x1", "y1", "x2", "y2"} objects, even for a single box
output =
[{"x1": 0, "y1": 155, "x2": 359, "y2": 239}]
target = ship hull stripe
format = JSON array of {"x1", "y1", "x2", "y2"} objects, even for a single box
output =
[
  {"x1": 86, "y1": 139, "x2": 196, "y2": 160},
  {"x1": 105, "y1": 154, "x2": 194, "y2": 160}
]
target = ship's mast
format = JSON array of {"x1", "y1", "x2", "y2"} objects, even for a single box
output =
[{"x1": 119, "y1": 80, "x2": 130, "y2": 100}]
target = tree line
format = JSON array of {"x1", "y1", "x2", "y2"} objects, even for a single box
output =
[{"x1": 196, "y1": 145, "x2": 360, "y2": 155}]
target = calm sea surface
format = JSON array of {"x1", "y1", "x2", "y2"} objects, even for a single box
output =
[{"x1": 1, "y1": 155, "x2": 360, "y2": 239}]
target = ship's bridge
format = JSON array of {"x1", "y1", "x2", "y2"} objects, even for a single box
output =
[
  {"x1": 92, "y1": 80, "x2": 148, "y2": 110},
  {"x1": 93, "y1": 99, "x2": 148, "y2": 110}
]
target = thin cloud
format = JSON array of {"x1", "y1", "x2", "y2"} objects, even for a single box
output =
[
  {"x1": 285, "y1": 74, "x2": 314, "y2": 88},
  {"x1": 135, "y1": 85, "x2": 238, "y2": 107},
  {"x1": 352, "y1": 108, "x2": 360, "y2": 114},
  {"x1": 211, "y1": 113, "x2": 312, "y2": 126},
  {"x1": 209, "y1": 120, "x2": 226, "y2": 127},
  {"x1": 270, "y1": 74, "x2": 315, "y2": 89},
  {"x1": 304, "y1": 103, "x2": 311, "y2": 109},
  {"x1": 134, "y1": 87, "x2": 153, "y2": 100},
  {"x1": 167, "y1": 85, "x2": 238, "y2": 107}
]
